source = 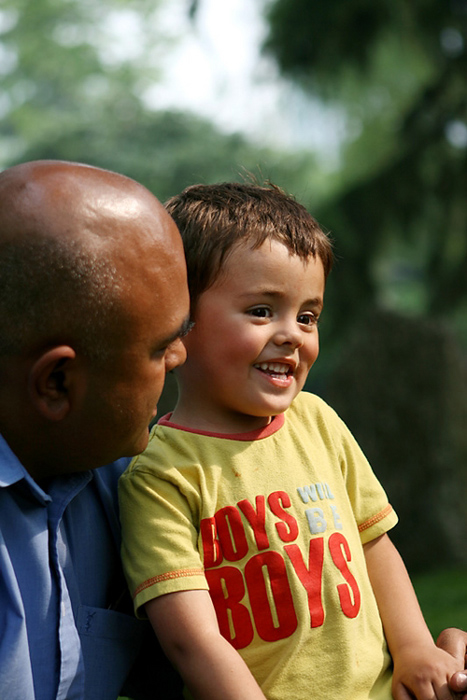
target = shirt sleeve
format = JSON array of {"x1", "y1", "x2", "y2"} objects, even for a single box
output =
[{"x1": 119, "y1": 454, "x2": 208, "y2": 618}]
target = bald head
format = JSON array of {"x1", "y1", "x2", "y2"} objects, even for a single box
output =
[
  {"x1": 0, "y1": 159, "x2": 175, "y2": 243},
  {"x1": 0, "y1": 160, "x2": 180, "y2": 361}
]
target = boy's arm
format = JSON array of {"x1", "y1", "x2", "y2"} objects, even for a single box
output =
[
  {"x1": 364, "y1": 533, "x2": 460, "y2": 700},
  {"x1": 145, "y1": 589, "x2": 267, "y2": 700}
]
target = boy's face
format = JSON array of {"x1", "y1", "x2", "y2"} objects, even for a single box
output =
[{"x1": 176, "y1": 239, "x2": 325, "y2": 433}]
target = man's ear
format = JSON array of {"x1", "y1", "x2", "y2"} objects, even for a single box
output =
[{"x1": 28, "y1": 346, "x2": 78, "y2": 421}]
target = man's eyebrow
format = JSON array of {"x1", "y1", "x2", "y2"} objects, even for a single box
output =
[
  {"x1": 170, "y1": 316, "x2": 194, "y2": 343},
  {"x1": 156, "y1": 316, "x2": 193, "y2": 351},
  {"x1": 179, "y1": 316, "x2": 195, "y2": 338}
]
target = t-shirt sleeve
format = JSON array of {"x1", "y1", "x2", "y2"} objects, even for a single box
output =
[{"x1": 119, "y1": 453, "x2": 208, "y2": 618}]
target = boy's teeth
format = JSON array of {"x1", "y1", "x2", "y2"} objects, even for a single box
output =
[{"x1": 256, "y1": 362, "x2": 289, "y2": 374}]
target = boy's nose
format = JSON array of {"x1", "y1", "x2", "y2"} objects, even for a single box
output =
[
  {"x1": 273, "y1": 320, "x2": 303, "y2": 348},
  {"x1": 164, "y1": 338, "x2": 187, "y2": 372}
]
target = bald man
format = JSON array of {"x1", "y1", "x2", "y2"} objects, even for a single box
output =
[{"x1": 0, "y1": 161, "x2": 190, "y2": 700}]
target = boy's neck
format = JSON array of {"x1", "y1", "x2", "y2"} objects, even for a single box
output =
[{"x1": 169, "y1": 401, "x2": 273, "y2": 435}]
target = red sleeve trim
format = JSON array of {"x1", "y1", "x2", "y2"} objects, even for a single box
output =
[
  {"x1": 358, "y1": 504, "x2": 394, "y2": 533},
  {"x1": 133, "y1": 567, "x2": 205, "y2": 598}
]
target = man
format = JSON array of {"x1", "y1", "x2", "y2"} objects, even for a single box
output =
[
  {"x1": 438, "y1": 629, "x2": 467, "y2": 699},
  {"x1": 0, "y1": 160, "x2": 190, "y2": 699}
]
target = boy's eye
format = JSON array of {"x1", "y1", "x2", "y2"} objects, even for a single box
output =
[
  {"x1": 298, "y1": 311, "x2": 319, "y2": 326},
  {"x1": 248, "y1": 306, "x2": 271, "y2": 318}
]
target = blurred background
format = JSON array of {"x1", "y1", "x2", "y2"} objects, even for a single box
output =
[{"x1": 1, "y1": 0, "x2": 466, "y2": 630}]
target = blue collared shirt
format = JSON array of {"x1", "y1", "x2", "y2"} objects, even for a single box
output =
[{"x1": 0, "y1": 433, "x2": 149, "y2": 700}]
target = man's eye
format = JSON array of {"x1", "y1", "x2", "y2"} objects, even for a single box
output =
[
  {"x1": 248, "y1": 307, "x2": 271, "y2": 318},
  {"x1": 152, "y1": 345, "x2": 169, "y2": 358},
  {"x1": 298, "y1": 312, "x2": 319, "y2": 326}
]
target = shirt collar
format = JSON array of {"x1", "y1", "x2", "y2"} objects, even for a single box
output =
[
  {"x1": 0, "y1": 432, "x2": 93, "y2": 506},
  {"x1": 0, "y1": 432, "x2": 33, "y2": 488}
]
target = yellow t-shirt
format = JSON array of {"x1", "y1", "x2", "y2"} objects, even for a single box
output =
[{"x1": 120, "y1": 392, "x2": 397, "y2": 700}]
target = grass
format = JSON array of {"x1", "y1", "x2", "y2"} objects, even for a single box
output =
[{"x1": 412, "y1": 568, "x2": 467, "y2": 639}]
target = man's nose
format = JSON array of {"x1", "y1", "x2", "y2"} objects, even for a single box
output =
[{"x1": 165, "y1": 338, "x2": 187, "y2": 372}]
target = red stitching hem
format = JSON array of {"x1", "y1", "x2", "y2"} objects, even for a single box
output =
[
  {"x1": 358, "y1": 504, "x2": 393, "y2": 532},
  {"x1": 133, "y1": 568, "x2": 205, "y2": 598}
]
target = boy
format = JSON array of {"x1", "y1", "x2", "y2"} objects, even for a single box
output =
[{"x1": 120, "y1": 183, "x2": 459, "y2": 700}]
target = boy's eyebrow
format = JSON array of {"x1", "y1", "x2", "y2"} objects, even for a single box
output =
[{"x1": 240, "y1": 290, "x2": 324, "y2": 309}]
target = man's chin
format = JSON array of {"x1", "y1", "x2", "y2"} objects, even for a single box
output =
[{"x1": 129, "y1": 428, "x2": 151, "y2": 457}]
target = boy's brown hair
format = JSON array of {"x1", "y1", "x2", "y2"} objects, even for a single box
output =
[{"x1": 165, "y1": 182, "x2": 333, "y2": 310}]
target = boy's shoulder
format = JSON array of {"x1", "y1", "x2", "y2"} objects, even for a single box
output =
[
  {"x1": 289, "y1": 390, "x2": 334, "y2": 418},
  {"x1": 288, "y1": 391, "x2": 347, "y2": 438}
]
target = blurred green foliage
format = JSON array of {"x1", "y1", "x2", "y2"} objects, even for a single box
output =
[
  {"x1": 413, "y1": 569, "x2": 467, "y2": 639},
  {"x1": 0, "y1": 0, "x2": 322, "y2": 203},
  {"x1": 264, "y1": 0, "x2": 467, "y2": 351}
]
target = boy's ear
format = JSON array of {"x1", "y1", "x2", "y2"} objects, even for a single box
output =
[{"x1": 28, "y1": 346, "x2": 78, "y2": 421}]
